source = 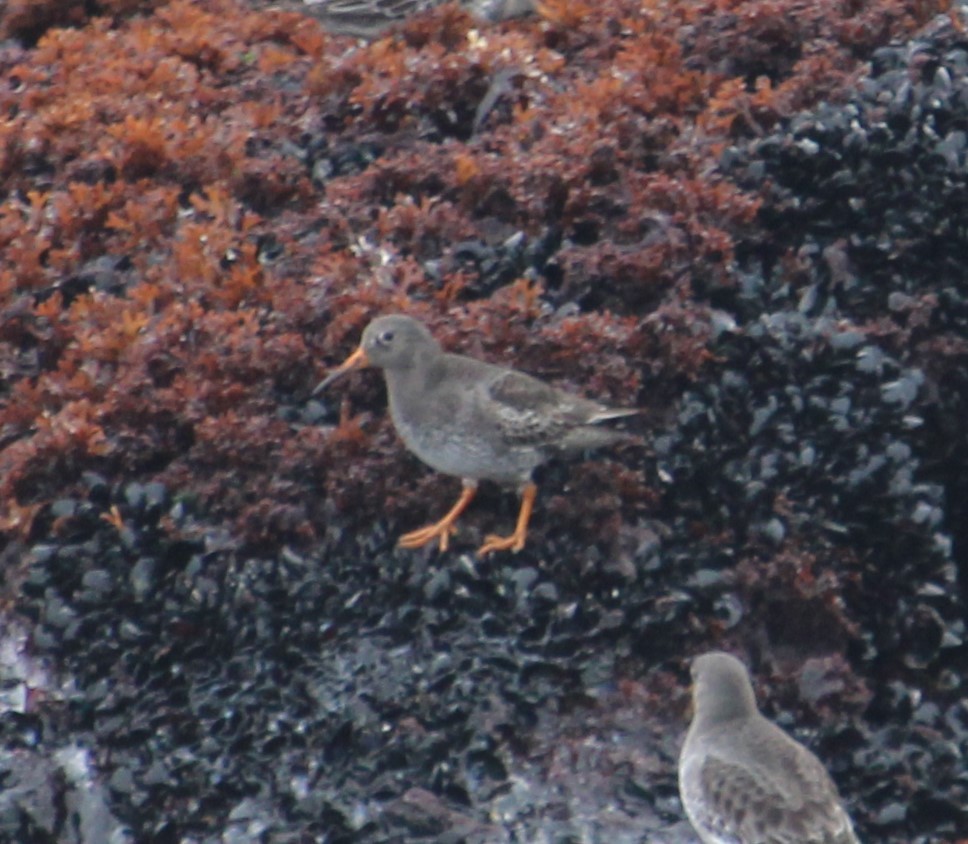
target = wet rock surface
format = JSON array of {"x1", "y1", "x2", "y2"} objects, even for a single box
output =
[{"x1": 1, "y1": 1, "x2": 967, "y2": 843}]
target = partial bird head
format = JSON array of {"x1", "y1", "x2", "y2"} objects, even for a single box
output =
[
  {"x1": 690, "y1": 651, "x2": 759, "y2": 726},
  {"x1": 314, "y1": 314, "x2": 440, "y2": 393}
]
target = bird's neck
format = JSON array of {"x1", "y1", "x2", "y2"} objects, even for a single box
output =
[
  {"x1": 694, "y1": 699, "x2": 758, "y2": 732},
  {"x1": 385, "y1": 354, "x2": 442, "y2": 413}
]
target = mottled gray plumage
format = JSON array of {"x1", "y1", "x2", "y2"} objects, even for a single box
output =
[
  {"x1": 315, "y1": 314, "x2": 636, "y2": 554},
  {"x1": 283, "y1": 0, "x2": 534, "y2": 39},
  {"x1": 679, "y1": 652, "x2": 861, "y2": 844}
]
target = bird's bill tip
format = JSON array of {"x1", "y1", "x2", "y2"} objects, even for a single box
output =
[{"x1": 312, "y1": 345, "x2": 370, "y2": 394}]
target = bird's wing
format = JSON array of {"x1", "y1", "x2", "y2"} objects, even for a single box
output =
[
  {"x1": 295, "y1": 0, "x2": 437, "y2": 35},
  {"x1": 482, "y1": 368, "x2": 608, "y2": 447},
  {"x1": 684, "y1": 725, "x2": 859, "y2": 844}
]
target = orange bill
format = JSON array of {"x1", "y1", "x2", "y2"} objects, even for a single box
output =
[{"x1": 313, "y1": 346, "x2": 369, "y2": 395}]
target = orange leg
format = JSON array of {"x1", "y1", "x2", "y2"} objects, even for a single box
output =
[
  {"x1": 398, "y1": 483, "x2": 477, "y2": 552},
  {"x1": 477, "y1": 482, "x2": 537, "y2": 556}
]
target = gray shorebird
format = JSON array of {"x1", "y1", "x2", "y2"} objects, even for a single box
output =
[
  {"x1": 280, "y1": 0, "x2": 535, "y2": 39},
  {"x1": 679, "y1": 651, "x2": 861, "y2": 844},
  {"x1": 315, "y1": 314, "x2": 636, "y2": 555}
]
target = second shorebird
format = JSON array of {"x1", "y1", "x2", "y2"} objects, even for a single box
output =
[
  {"x1": 679, "y1": 652, "x2": 861, "y2": 844},
  {"x1": 315, "y1": 314, "x2": 636, "y2": 555}
]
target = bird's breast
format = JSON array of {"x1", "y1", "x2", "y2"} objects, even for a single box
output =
[{"x1": 386, "y1": 376, "x2": 541, "y2": 484}]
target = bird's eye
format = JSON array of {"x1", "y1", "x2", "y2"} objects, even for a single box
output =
[{"x1": 379, "y1": 330, "x2": 395, "y2": 344}]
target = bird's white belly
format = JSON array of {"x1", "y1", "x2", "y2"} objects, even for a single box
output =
[
  {"x1": 390, "y1": 401, "x2": 538, "y2": 484},
  {"x1": 410, "y1": 426, "x2": 537, "y2": 483}
]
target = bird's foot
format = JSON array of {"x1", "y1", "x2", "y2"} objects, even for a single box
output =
[
  {"x1": 397, "y1": 484, "x2": 477, "y2": 553},
  {"x1": 398, "y1": 520, "x2": 458, "y2": 552},
  {"x1": 477, "y1": 529, "x2": 526, "y2": 556}
]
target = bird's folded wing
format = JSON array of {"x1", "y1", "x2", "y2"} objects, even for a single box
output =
[
  {"x1": 293, "y1": 0, "x2": 436, "y2": 34},
  {"x1": 688, "y1": 749, "x2": 858, "y2": 844},
  {"x1": 484, "y1": 369, "x2": 602, "y2": 445}
]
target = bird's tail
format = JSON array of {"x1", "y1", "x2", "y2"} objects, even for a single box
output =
[{"x1": 589, "y1": 407, "x2": 641, "y2": 424}]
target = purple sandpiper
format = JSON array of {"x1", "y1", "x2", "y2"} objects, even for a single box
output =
[
  {"x1": 679, "y1": 651, "x2": 861, "y2": 844},
  {"x1": 315, "y1": 314, "x2": 636, "y2": 555}
]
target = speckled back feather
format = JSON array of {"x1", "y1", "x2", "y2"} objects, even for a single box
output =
[
  {"x1": 680, "y1": 717, "x2": 860, "y2": 844},
  {"x1": 485, "y1": 368, "x2": 637, "y2": 450},
  {"x1": 282, "y1": 0, "x2": 534, "y2": 38}
]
